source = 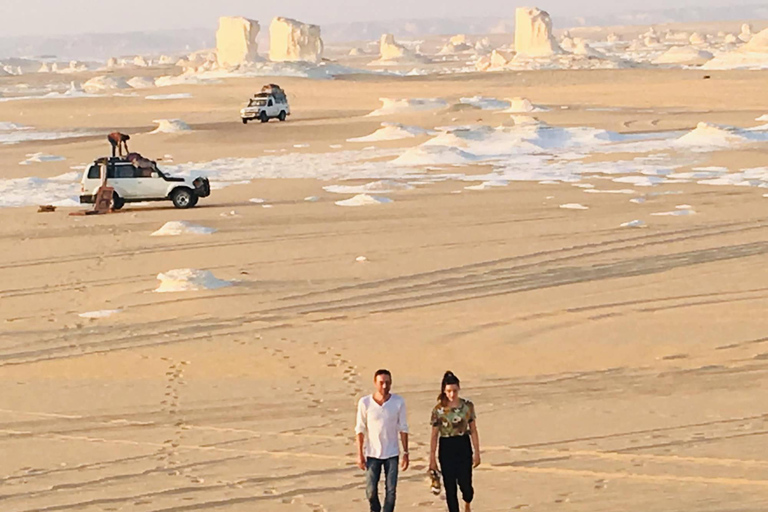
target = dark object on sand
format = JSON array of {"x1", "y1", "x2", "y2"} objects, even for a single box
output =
[
  {"x1": 703, "y1": 75, "x2": 711, "y2": 79},
  {"x1": 37, "y1": 205, "x2": 56, "y2": 213}
]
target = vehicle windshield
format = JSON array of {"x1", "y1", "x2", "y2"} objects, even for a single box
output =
[{"x1": 248, "y1": 99, "x2": 267, "y2": 107}]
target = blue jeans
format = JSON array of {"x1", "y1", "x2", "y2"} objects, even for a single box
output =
[{"x1": 366, "y1": 456, "x2": 399, "y2": 512}]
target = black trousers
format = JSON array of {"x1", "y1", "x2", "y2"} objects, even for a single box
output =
[{"x1": 438, "y1": 435, "x2": 474, "y2": 512}]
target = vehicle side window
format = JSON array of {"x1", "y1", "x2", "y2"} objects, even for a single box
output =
[
  {"x1": 87, "y1": 165, "x2": 100, "y2": 179},
  {"x1": 114, "y1": 164, "x2": 135, "y2": 179},
  {"x1": 268, "y1": 99, "x2": 273, "y2": 107}
]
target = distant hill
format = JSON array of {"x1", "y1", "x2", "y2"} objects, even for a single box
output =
[
  {"x1": 0, "y1": 29, "x2": 214, "y2": 61},
  {"x1": 1, "y1": 4, "x2": 766, "y2": 61}
]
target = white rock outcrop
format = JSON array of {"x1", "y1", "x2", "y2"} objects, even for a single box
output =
[
  {"x1": 269, "y1": 17, "x2": 323, "y2": 63},
  {"x1": 127, "y1": 76, "x2": 156, "y2": 89},
  {"x1": 155, "y1": 269, "x2": 231, "y2": 293},
  {"x1": 702, "y1": 28, "x2": 768, "y2": 69},
  {"x1": 654, "y1": 47, "x2": 714, "y2": 66},
  {"x1": 475, "y1": 49, "x2": 512, "y2": 71},
  {"x1": 572, "y1": 39, "x2": 605, "y2": 58},
  {"x1": 739, "y1": 24, "x2": 753, "y2": 43},
  {"x1": 439, "y1": 34, "x2": 473, "y2": 54},
  {"x1": 82, "y1": 76, "x2": 130, "y2": 93},
  {"x1": 475, "y1": 37, "x2": 492, "y2": 52},
  {"x1": 379, "y1": 33, "x2": 409, "y2": 60},
  {"x1": 375, "y1": 34, "x2": 427, "y2": 63},
  {"x1": 741, "y1": 27, "x2": 768, "y2": 52},
  {"x1": 514, "y1": 7, "x2": 561, "y2": 57},
  {"x1": 689, "y1": 32, "x2": 707, "y2": 45},
  {"x1": 216, "y1": 16, "x2": 260, "y2": 67}
]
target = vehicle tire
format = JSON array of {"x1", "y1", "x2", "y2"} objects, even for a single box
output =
[
  {"x1": 278, "y1": 111, "x2": 286, "y2": 122},
  {"x1": 260, "y1": 111, "x2": 269, "y2": 123},
  {"x1": 171, "y1": 188, "x2": 195, "y2": 209},
  {"x1": 188, "y1": 195, "x2": 199, "y2": 208},
  {"x1": 112, "y1": 193, "x2": 125, "y2": 210},
  {"x1": 242, "y1": 118, "x2": 248, "y2": 125}
]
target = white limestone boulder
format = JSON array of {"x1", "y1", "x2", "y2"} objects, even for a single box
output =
[
  {"x1": 82, "y1": 76, "x2": 130, "y2": 93},
  {"x1": 739, "y1": 24, "x2": 753, "y2": 43},
  {"x1": 654, "y1": 46, "x2": 714, "y2": 66},
  {"x1": 269, "y1": 17, "x2": 324, "y2": 63},
  {"x1": 514, "y1": 7, "x2": 562, "y2": 57},
  {"x1": 375, "y1": 34, "x2": 428, "y2": 63},
  {"x1": 216, "y1": 16, "x2": 260, "y2": 67}
]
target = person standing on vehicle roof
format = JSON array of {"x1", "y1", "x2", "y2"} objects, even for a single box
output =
[{"x1": 107, "y1": 132, "x2": 130, "y2": 157}]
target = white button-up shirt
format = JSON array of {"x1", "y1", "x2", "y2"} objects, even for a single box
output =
[{"x1": 355, "y1": 393, "x2": 409, "y2": 459}]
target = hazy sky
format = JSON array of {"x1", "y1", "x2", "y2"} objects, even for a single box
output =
[{"x1": 0, "y1": 0, "x2": 754, "y2": 37}]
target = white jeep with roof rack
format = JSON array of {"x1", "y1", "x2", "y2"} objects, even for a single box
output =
[
  {"x1": 79, "y1": 156, "x2": 210, "y2": 210},
  {"x1": 240, "y1": 84, "x2": 291, "y2": 124}
]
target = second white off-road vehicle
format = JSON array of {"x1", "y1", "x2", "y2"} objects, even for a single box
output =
[
  {"x1": 240, "y1": 84, "x2": 291, "y2": 124},
  {"x1": 79, "y1": 156, "x2": 210, "y2": 209}
]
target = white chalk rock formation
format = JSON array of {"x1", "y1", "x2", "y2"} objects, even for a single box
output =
[
  {"x1": 216, "y1": 16, "x2": 260, "y2": 67},
  {"x1": 742, "y1": 27, "x2": 768, "y2": 52},
  {"x1": 739, "y1": 24, "x2": 753, "y2": 43},
  {"x1": 38, "y1": 62, "x2": 51, "y2": 73},
  {"x1": 269, "y1": 17, "x2": 324, "y2": 63},
  {"x1": 155, "y1": 269, "x2": 231, "y2": 293},
  {"x1": 504, "y1": 97, "x2": 548, "y2": 113},
  {"x1": 514, "y1": 7, "x2": 561, "y2": 57},
  {"x1": 450, "y1": 34, "x2": 468, "y2": 46},
  {"x1": 689, "y1": 33, "x2": 707, "y2": 45},
  {"x1": 703, "y1": 28, "x2": 768, "y2": 69},
  {"x1": 475, "y1": 49, "x2": 512, "y2": 71},
  {"x1": 106, "y1": 57, "x2": 118, "y2": 69},
  {"x1": 724, "y1": 33, "x2": 738, "y2": 44},
  {"x1": 65, "y1": 61, "x2": 89, "y2": 73},
  {"x1": 151, "y1": 119, "x2": 192, "y2": 134},
  {"x1": 560, "y1": 36, "x2": 574, "y2": 51},
  {"x1": 491, "y1": 50, "x2": 512, "y2": 67},
  {"x1": 375, "y1": 34, "x2": 427, "y2": 63},
  {"x1": 151, "y1": 221, "x2": 215, "y2": 236},
  {"x1": 127, "y1": 76, "x2": 155, "y2": 89},
  {"x1": 335, "y1": 194, "x2": 392, "y2": 207},
  {"x1": 677, "y1": 122, "x2": 747, "y2": 147},
  {"x1": 439, "y1": 34, "x2": 473, "y2": 54},
  {"x1": 644, "y1": 35, "x2": 662, "y2": 47},
  {"x1": 607, "y1": 32, "x2": 621, "y2": 43},
  {"x1": 666, "y1": 31, "x2": 689, "y2": 42},
  {"x1": 379, "y1": 34, "x2": 410, "y2": 60},
  {"x1": 572, "y1": 39, "x2": 605, "y2": 58},
  {"x1": 654, "y1": 47, "x2": 714, "y2": 66},
  {"x1": 475, "y1": 37, "x2": 492, "y2": 52},
  {"x1": 641, "y1": 27, "x2": 662, "y2": 47},
  {"x1": 82, "y1": 76, "x2": 130, "y2": 93},
  {"x1": 133, "y1": 55, "x2": 149, "y2": 67}
]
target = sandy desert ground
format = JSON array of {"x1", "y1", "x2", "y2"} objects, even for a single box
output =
[{"x1": 2, "y1": 65, "x2": 768, "y2": 512}]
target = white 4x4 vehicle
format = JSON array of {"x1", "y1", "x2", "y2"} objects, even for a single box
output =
[
  {"x1": 79, "y1": 157, "x2": 211, "y2": 209},
  {"x1": 240, "y1": 84, "x2": 290, "y2": 124}
]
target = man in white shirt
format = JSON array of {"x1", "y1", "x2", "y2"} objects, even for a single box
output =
[{"x1": 355, "y1": 369, "x2": 409, "y2": 512}]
